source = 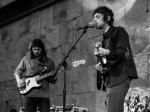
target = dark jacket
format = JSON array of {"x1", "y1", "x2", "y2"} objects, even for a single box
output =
[{"x1": 97, "y1": 26, "x2": 138, "y2": 90}]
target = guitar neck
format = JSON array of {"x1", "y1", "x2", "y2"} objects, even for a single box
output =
[{"x1": 36, "y1": 72, "x2": 53, "y2": 82}]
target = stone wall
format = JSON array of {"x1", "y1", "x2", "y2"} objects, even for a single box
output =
[
  {"x1": 0, "y1": 0, "x2": 16, "y2": 7},
  {"x1": 0, "y1": 0, "x2": 150, "y2": 112}
]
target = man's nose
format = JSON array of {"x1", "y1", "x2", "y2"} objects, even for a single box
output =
[
  {"x1": 93, "y1": 18, "x2": 96, "y2": 22},
  {"x1": 35, "y1": 50, "x2": 38, "y2": 53}
]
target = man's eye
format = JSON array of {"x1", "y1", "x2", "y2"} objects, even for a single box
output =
[{"x1": 96, "y1": 16, "x2": 100, "y2": 19}]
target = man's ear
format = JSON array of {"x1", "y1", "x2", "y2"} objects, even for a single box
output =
[{"x1": 107, "y1": 16, "x2": 110, "y2": 21}]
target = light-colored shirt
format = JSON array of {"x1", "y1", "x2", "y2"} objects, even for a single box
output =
[{"x1": 14, "y1": 54, "x2": 55, "y2": 98}]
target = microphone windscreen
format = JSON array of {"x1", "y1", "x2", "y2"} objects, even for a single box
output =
[
  {"x1": 95, "y1": 42, "x2": 102, "y2": 48},
  {"x1": 88, "y1": 21, "x2": 97, "y2": 28}
]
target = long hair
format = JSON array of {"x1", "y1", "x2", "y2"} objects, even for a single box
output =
[
  {"x1": 28, "y1": 39, "x2": 47, "y2": 59},
  {"x1": 93, "y1": 6, "x2": 114, "y2": 26}
]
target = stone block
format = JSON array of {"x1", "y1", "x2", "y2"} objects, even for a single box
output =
[
  {"x1": 130, "y1": 54, "x2": 148, "y2": 87},
  {"x1": 79, "y1": 92, "x2": 96, "y2": 112},
  {"x1": 96, "y1": 91, "x2": 106, "y2": 112},
  {"x1": 68, "y1": 94, "x2": 79, "y2": 106},
  {"x1": 0, "y1": 62, "x2": 10, "y2": 81},
  {"x1": 0, "y1": 100, "x2": 5, "y2": 112},
  {"x1": 0, "y1": 44, "x2": 5, "y2": 55},
  {"x1": 53, "y1": 0, "x2": 67, "y2": 25},
  {"x1": 19, "y1": 17, "x2": 30, "y2": 38},
  {"x1": 41, "y1": 25, "x2": 59, "y2": 49},
  {"x1": 29, "y1": 11, "x2": 41, "y2": 33},
  {"x1": 0, "y1": 27, "x2": 10, "y2": 44},
  {"x1": 125, "y1": 0, "x2": 147, "y2": 26},
  {"x1": 59, "y1": 21, "x2": 74, "y2": 46},
  {"x1": 50, "y1": 95, "x2": 63, "y2": 106},
  {"x1": 147, "y1": 53, "x2": 150, "y2": 86},
  {"x1": 67, "y1": 0, "x2": 81, "y2": 20},
  {"x1": 14, "y1": 32, "x2": 39, "y2": 58},
  {"x1": 81, "y1": 0, "x2": 97, "y2": 14},
  {"x1": 0, "y1": 90, "x2": 20, "y2": 102},
  {"x1": 7, "y1": 21, "x2": 20, "y2": 42},
  {"x1": 5, "y1": 41, "x2": 15, "y2": 59},
  {"x1": 41, "y1": 6, "x2": 53, "y2": 29},
  {"x1": 49, "y1": 80, "x2": 58, "y2": 96},
  {"x1": 0, "y1": 80, "x2": 16, "y2": 90},
  {"x1": 71, "y1": 65, "x2": 96, "y2": 93},
  {"x1": 126, "y1": 25, "x2": 149, "y2": 55}
]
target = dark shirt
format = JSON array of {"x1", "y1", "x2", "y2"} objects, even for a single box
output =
[{"x1": 102, "y1": 26, "x2": 138, "y2": 87}]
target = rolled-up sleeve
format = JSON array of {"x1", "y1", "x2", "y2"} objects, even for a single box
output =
[{"x1": 14, "y1": 57, "x2": 26, "y2": 77}]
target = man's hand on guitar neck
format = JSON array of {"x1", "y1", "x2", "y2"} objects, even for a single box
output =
[{"x1": 94, "y1": 47, "x2": 110, "y2": 57}]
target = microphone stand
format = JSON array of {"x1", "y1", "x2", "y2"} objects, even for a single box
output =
[
  {"x1": 62, "y1": 60, "x2": 67, "y2": 112},
  {"x1": 52, "y1": 28, "x2": 88, "y2": 112}
]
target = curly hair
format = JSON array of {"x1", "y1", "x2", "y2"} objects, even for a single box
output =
[
  {"x1": 28, "y1": 39, "x2": 47, "y2": 59},
  {"x1": 93, "y1": 6, "x2": 114, "y2": 26}
]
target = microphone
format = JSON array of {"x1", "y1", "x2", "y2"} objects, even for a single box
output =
[{"x1": 77, "y1": 21, "x2": 96, "y2": 30}]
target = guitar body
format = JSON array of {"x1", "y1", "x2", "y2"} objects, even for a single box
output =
[
  {"x1": 97, "y1": 56, "x2": 107, "y2": 91},
  {"x1": 97, "y1": 70, "x2": 107, "y2": 91},
  {"x1": 18, "y1": 75, "x2": 41, "y2": 95}
]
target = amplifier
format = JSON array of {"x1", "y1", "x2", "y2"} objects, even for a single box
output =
[
  {"x1": 20, "y1": 104, "x2": 89, "y2": 112},
  {"x1": 50, "y1": 104, "x2": 89, "y2": 112}
]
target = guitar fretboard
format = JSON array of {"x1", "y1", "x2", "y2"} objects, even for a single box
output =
[{"x1": 35, "y1": 72, "x2": 53, "y2": 82}]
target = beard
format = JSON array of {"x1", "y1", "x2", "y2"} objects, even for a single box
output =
[{"x1": 34, "y1": 53, "x2": 40, "y2": 58}]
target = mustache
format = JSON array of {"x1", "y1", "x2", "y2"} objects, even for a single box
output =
[{"x1": 34, "y1": 53, "x2": 40, "y2": 56}]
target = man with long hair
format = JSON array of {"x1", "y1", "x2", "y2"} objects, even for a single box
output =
[
  {"x1": 93, "y1": 6, "x2": 138, "y2": 112},
  {"x1": 14, "y1": 39, "x2": 56, "y2": 112}
]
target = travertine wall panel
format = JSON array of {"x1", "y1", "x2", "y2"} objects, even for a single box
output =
[
  {"x1": 53, "y1": 0, "x2": 67, "y2": 25},
  {"x1": 29, "y1": 11, "x2": 42, "y2": 33},
  {"x1": 71, "y1": 65, "x2": 96, "y2": 93},
  {"x1": 67, "y1": 0, "x2": 81, "y2": 20}
]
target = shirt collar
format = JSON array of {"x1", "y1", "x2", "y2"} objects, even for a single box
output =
[
  {"x1": 104, "y1": 26, "x2": 110, "y2": 33},
  {"x1": 103, "y1": 26, "x2": 114, "y2": 39}
]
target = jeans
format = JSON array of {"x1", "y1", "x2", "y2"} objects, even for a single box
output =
[
  {"x1": 25, "y1": 97, "x2": 50, "y2": 112},
  {"x1": 106, "y1": 78, "x2": 130, "y2": 112}
]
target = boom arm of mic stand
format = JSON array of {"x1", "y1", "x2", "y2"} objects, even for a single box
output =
[{"x1": 52, "y1": 29, "x2": 88, "y2": 78}]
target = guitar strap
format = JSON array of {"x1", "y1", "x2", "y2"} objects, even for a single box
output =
[{"x1": 103, "y1": 34, "x2": 111, "y2": 49}]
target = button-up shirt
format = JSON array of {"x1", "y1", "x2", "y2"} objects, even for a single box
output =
[{"x1": 14, "y1": 53, "x2": 55, "y2": 97}]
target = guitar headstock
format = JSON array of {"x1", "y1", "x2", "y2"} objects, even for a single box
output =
[
  {"x1": 57, "y1": 59, "x2": 86, "y2": 74},
  {"x1": 72, "y1": 59, "x2": 86, "y2": 67}
]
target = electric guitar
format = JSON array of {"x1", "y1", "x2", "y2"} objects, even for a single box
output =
[
  {"x1": 95, "y1": 42, "x2": 107, "y2": 91},
  {"x1": 18, "y1": 60, "x2": 86, "y2": 95},
  {"x1": 17, "y1": 68, "x2": 55, "y2": 95}
]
